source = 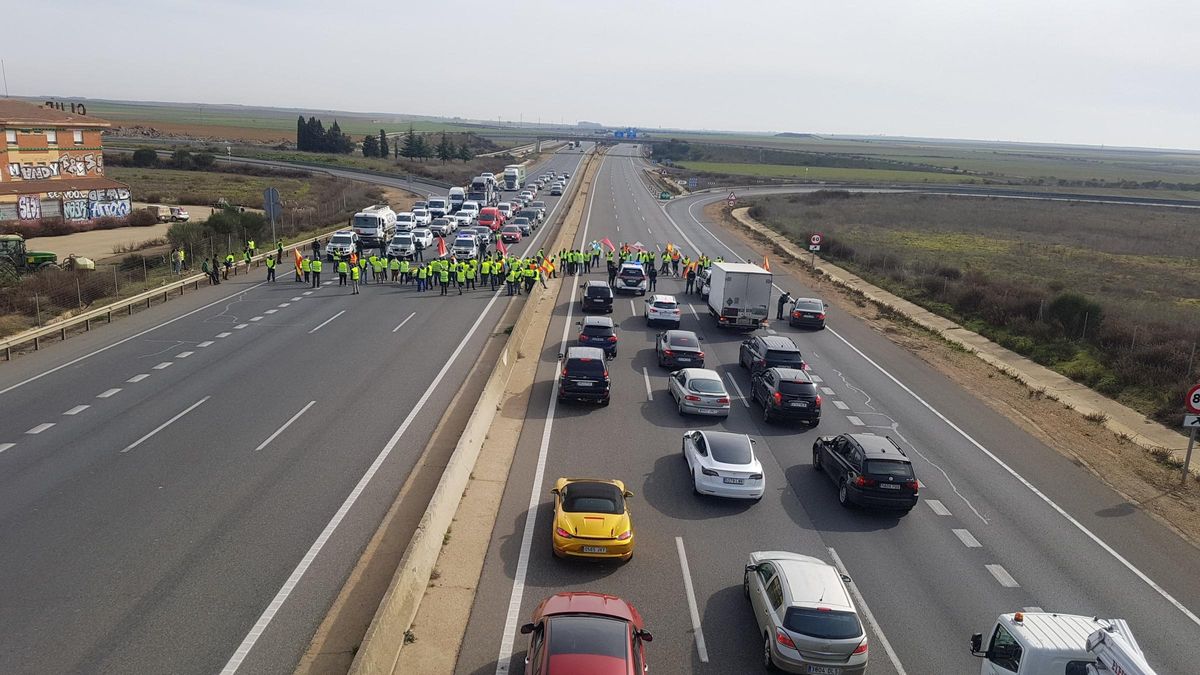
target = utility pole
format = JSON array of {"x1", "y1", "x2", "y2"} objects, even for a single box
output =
[{"x1": 1, "y1": 60, "x2": 8, "y2": 97}]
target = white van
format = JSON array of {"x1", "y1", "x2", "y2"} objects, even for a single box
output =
[
  {"x1": 451, "y1": 235, "x2": 479, "y2": 260},
  {"x1": 350, "y1": 204, "x2": 397, "y2": 247},
  {"x1": 448, "y1": 187, "x2": 466, "y2": 212},
  {"x1": 427, "y1": 197, "x2": 450, "y2": 219},
  {"x1": 396, "y1": 212, "x2": 417, "y2": 231}
]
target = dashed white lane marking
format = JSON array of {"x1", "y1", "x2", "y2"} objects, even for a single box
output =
[
  {"x1": 821, "y1": 387, "x2": 835, "y2": 395},
  {"x1": 392, "y1": 311, "x2": 417, "y2": 333},
  {"x1": 127, "y1": 374, "x2": 150, "y2": 383},
  {"x1": 97, "y1": 388, "x2": 122, "y2": 398},
  {"x1": 832, "y1": 400, "x2": 850, "y2": 410},
  {"x1": 986, "y1": 564, "x2": 1021, "y2": 588},
  {"x1": 176, "y1": 351, "x2": 194, "y2": 359},
  {"x1": 63, "y1": 405, "x2": 90, "y2": 416},
  {"x1": 808, "y1": 373, "x2": 823, "y2": 383},
  {"x1": 675, "y1": 537, "x2": 709, "y2": 663},
  {"x1": 630, "y1": 300, "x2": 637, "y2": 314},
  {"x1": 766, "y1": 328, "x2": 777, "y2": 334},
  {"x1": 828, "y1": 547, "x2": 908, "y2": 675},
  {"x1": 846, "y1": 415, "x2": 865, "y2": 426},
  {"x1": 153, "y1": 362, "x2": 173, "y2": 370},
  {"x1": 26, "y1": 423, "x2": 55, "y2": 435},
  {"x1": 643, "y1": 367, "x2": 653, "y2": 401},
  {"x1": 234, "y1": 324, "x2": 248, "y2": 330},
  {"x1": 308, "y1": 310, "x2": 345, "y2": 334},
  {"x1": 120, "y1": 396, "x2": 210, "y2": 454},
  {"x1": 953, "y1": 529, "x2": 982, "y2": 548},
  {"x1": 302, "y1": 291, "x2": 314, "y2": 296},
  {"x1": 290, "y1": 297, "x2": 303, "y2": 301},
  {"x1": 1023, "y1": 606, "x2": 1044, "y2": 612},
  {"x1": 278, "y1": 302, "x2": 291, "y2": 307},
  {"x1": 216, "y1": 332, "x2": 232, "y2": 339},
  {"x1": 255, "y1": 400, "x2": 317, "y2": 452},
  {"x1": 724, "y1": 372, "x2": 751, "y2": 407},
  {"x1": 264, "y1": 309, "x2": 278, "y2": 315},
  {"x1": 249, "y1": 316, "x2": 263, "y2": 322},
  {"x1": 688, "y1": 304, "x2": 700, "y2": 319},
  {"x1": 197, "y1": 341, "x2": 214, "y2": 348},
  {"x1": 926, "y1": 499, "x2": 952, "y2": 516},
  {"x1": 0, "y1": 443, "x2": 13, "y2": 453}
]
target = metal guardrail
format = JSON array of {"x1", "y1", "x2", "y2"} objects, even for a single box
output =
[{"x1": 0, "y1": 230, "x2": 339, "y2": 360}]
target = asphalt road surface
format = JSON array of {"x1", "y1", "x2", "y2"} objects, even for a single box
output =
[
  {"x1": 455, "y1": 145, "x2": 1200, "y2": 675},
  {"x1": 0, "y1": 145, "x2": 591, "y2": 674}
]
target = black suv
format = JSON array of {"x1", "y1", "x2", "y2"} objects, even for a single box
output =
[
  {"x1": 738, "y1": 335, "x2": 806, "y2": 375},
  {"x1": 557, "y1": 346, "x2": 611, "y2": 406},
  {"x1": 751, "y1": 367, "x2": 821, "y2": 425},
  {"x1": 580, "y1": 281, "x2": 614, "y2": 313},
  {"x1": 812, "y1": 433, "x2": 918, "y2": 513},
  {"x1": 655, "y1": 329, "x2": 704, "y2": 369},
  {"x1": 577, "y1": 316, "x2": 618, "y2": 357}
]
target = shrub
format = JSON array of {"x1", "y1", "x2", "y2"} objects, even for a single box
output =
[
  {"x1": 1047, "y1": 293, "x2": 1104, "y2": 339},
  {"x1": 193, "y1": 153, "x2": 216, "y2": 170},
  {"x1": 127, "y1": 210, "x2": 159, "y2": 227},
  {"x1": 132, "y1": 148, "x2": 159, "y2": 167}
]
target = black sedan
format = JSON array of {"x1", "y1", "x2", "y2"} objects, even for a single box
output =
[
  {"x1": 789, "y1": 297, "x2": 828, "y2": 329},
  {"x1": 655, "y1": 330, "x2": 705, "y2": 369}
]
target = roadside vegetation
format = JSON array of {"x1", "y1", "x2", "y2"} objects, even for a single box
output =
[
  {"x1": 745, "y1": 191, "x2": 1200, "y2": 426},
  {"x1": 677, "y1": 161, "x2": 972, "y2": 183}
]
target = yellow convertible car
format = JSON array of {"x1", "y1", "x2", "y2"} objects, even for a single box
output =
[{"x1": 550, "y1": 477, "x2": 635, "y2": 561}]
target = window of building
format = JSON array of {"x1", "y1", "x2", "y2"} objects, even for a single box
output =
[
  {"x1": 73, "y1": 130, "x2": 84, "y2": 145},
  {"x1": 4, "y1": 130, "x2": 15, "y2": 145},
  {"x1": 46, "y1": 130, "x2": 58, "y2": 145}
]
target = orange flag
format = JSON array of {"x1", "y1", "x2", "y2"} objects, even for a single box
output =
[
  {"x1": 293, "y1": 248, "x2": 303, "y2": 273},
  {"x1": 350, "y1": 252, "x2": 358, "y2": 266},
  {"x1": 762, "y1": 256, "x2": 771, "y2": 272}
]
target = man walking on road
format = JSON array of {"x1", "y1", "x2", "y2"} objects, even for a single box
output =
[{"x1": 265, "y1": 255, "x2": 276, "y2": 282}]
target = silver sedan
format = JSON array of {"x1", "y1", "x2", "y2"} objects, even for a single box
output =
[{"x1": 668, "y1": 368, "x2": 731, "y2": 417}]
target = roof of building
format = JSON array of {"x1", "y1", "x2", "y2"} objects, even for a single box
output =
[
  {"x1": 0, "y1": 100, "x2": 111, "y2": 128},
  {"x1": 0, "y1": 176, "x2": 127, "y2": 197}
]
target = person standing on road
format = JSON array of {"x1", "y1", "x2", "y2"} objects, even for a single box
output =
[
  {"x1": 311, "y1": 239, "x2": 321, "y2": 259},
  {"x1": 456, "y1": 262, "x2": 467, "y2": 294},
  {"x1": 265, "y1": 255, "x2": 276, "y2": 283},
  {"x1": 415, "y1": 239, "x2": 424, "y2": 262},
  {"x1": 777, "y1": 291, "x2": 793, "y2": 321},
  {"x1": 350, "y1": 263, "x2": 361, "y2": 294},
  {"x1": 302, "y1": 256, "x2": 311, "y2": 284},
  {"x1": 607, "y1": 259, "x2": 618, "y2": 287},
  {"x1": 311, "y1": 257, "x2": 323, "y2": 287},
  {"x1": 648, "y1": 263, "x2": 658, "y2": 292},
  {"x1": 439, "y1": 262, "x2": 450, "y2": 295},
  {"x1": 685, "y1": 264, "x2": 697, "y2": 294},
  {"x1": 337, "y1": 258, "x2": 349, "y2": 286},
  {"x1": 276, "y1": 240, "x2": 284, "y2": 262}
]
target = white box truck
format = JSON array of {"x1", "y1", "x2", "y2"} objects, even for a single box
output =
[
  {"x1": 350, "y1": 204, "x2": 397, "y2": 247},
  {"x1": 427, "y1": 196, "x2": 450, "y2": 219},
  {"x1": 705, "y1": 261, "x2": 772, "y2": 330},
  {"x1": 503, "y1": 164, "x2": 526, "y2": 191},
  {"x1": 970, "y1": 612, "x2": 1157, "y2": 675},
  {"x1": 448, "y1": 187, "x2": 466, "y2": 212}
]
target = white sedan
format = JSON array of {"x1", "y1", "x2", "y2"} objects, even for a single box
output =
[
  {"x1": 668, "y1": 368, "x2": 730, "y2": 417},
  {"x1": 681, "y1": 430, "x2": 764, "y2": 500},
  {"x1": 644, "y1": 294, "x2": 681, "y2": 328},
  {"x1": 412, "y1": 208, "x2": 432, "y2": 226},
  {"x1": 410, "y1": 228, "x2": 434, "y2": 249}
]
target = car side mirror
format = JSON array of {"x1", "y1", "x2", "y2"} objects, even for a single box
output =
[
  {"x1": 557, "y1": 353, "x2": 564, "y2": 360},
  {"x1": 638, "y1": 630, "x2": 653, "y2": 643},
  {"x1": 549, "y1": 488, "x2": 560, "y2": 495},
  {"x1": 624, "y1": 490, "x2": 634, "y2": 498},
  {"x1": 840, "y1": 573, "x2": 852, "y2": 584},
  {"x1": 520, "y1": 623, "x2": 537, "y2": 635},
  {"x1": 969, "y1": 633, "x2": 983, "y2": 655},
  {"x1": 575, "y1": 321, "x2": 581, "y2": 326},
  {"x1": 745, "y1": 564, "x2": 758, "y2": 573}
]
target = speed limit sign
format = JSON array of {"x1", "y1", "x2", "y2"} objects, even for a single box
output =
[
  {"x1": 810, "y1": 233, "x2": 823, "y2": 246},
  {"x1": 1187, "y1": 383, "x2": 1200, "y2": 413}
]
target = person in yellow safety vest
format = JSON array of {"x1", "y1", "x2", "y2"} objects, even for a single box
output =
[
  {"x1": 492, "y1": 257, "x2": 504, "y2": 289},
  {"x1": 311, "y1": 257, "x2": 323, "y2": 287},
  {"x1": 522, "y1": 265, "x2": 536, "y2": 293},
  {"x1": 247, "y1": 239, "x2": 256, "y2": 257},
  {"x1": 371, "y1": 256, "x2": 384, "y2": 283},
  {"x1": 481, "y1": 259, "x2": 492, "y2": 289},
  {"x1": 223, "y1": 253, "x2": 235, "y2": 280},
  {"x1": 301, "y1": 256, "x2": 312, "y2": 284},
  {"x1": 506, "y1": 265, "x2": 520, "y2": 296},
  {"x1": 244, "y1": 248, "x2": 252, "y2": 266},
  {"x1": 350, "y1": 261, "x2": 361, "y2": 294},
  {"x1": 395, "y1": 258, "x2": 406, "y2": 283},
  {"x1": 439, "y1": 262, "x2": 451, "y2": 295},
  {"x1": 455, "y1": 262, "x2": 467, "y2": 295},
  {"x1": 416, "y1": 263, "x2": 428, "y2": 291},
  {"x1": 337, "y1": 258, "x2": 349, "y2": 286},
  {"x1": 265, "y1": 255, "x2": 276, "y2": 283}
]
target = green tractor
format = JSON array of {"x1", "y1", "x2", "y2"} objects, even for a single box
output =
[{"x1": 0, "y1": 233, "x2": 59, "y2": 284}]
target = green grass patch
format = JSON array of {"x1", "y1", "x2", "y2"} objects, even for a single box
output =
[{"x1": 677, "y1": 161, "x2": 975, "y2": 183}]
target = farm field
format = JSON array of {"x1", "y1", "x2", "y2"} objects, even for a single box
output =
[{"x1": 677, "y1": 161, "x2": 975, "y2": 183}]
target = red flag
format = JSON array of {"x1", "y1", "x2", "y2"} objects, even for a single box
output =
[
  {"x1": 601, "y1": 237, "x2": 616, "y2": 252},
  {"x1": 293, "y1": 248, "x2": 303, "y2": 273},
  {"x1": 762, "y1": 256, "x2": 771, "y2": 272},
  {"x1": 436, "y1": 237, "x2": 447, "y2": 257},
  {"x1": 496, "y1": 240, "x2": 508, "y2": 256}
]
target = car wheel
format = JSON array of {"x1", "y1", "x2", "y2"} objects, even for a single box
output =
[
  {"x1": 838, "y1": 481, "x2": 853, "y2": 508},
  {"x1": 810, "y1": 418, "x2": 820, "y2": 427},
  {"x1": 763, "y1": 632, "x2": 778, "y2": 671},
  {"x1": 739, "y1": 351, "x2": 747, "y2": 369},
  {"x1": 812, "y1": 448, "x2": 822, "y2": 470},
  {"x1": 677, "y1": 400, "x2": 686, "y2": 416},
  {"x1": 600, "y1": 398, "x2": 610, "y2": 407},
  {"x1": 743, "y1": 572, "x2": 750, "y2": 598}
]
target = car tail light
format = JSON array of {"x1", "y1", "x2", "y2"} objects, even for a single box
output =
[
  {"x1": 561, "y1": 368, "x2": 568, "y2": 377},
  {"x1": 685, "y1": 395, "x2": 701, "y2": 401},
  {"x1": 815, "y1": 394, "x2": 822, "y2": 407},
  {"x1": 854, "y1": 475, "x2": 877, "y2": 488},
  {"x1": 853, "y1": 639, "x2": 868, "y2": 655},
  {"x1": 792, "y1": 310, "x2": 801, "y2": 317},
  {"x1": 555, "y1": 527, "x2": 573, "y2": 539},
  {"x1": 775, "y1": 628, "x2": 796, "y2": 650},
  {"x1": 603, "y1": 370, "x2": 609, "y2": 378},
  {"x1": 616, "y1": 530, "x2": 632, "y2": 541},
  {"x1": 773, "y1": 391, "x2": 782, "y2": 406},
  {"x1": 663, "y1": 349, "x2": 674, "y2": 356},
  {"x1": 718, "y1": 397, "x2": 730, "y2": 404},
  {"x1": 608, "y1": 336, "x2": 617, "y2": 342},
  {"x1": 817, "y1": 313, "x2": 826, "y2": 320},
  {"x1": 701, "y1": 468, "x2": 718, "y2": 477},
  {"x1": 698, "y1": 351, "x2": 705, "y2": 358},
  {"x1": 578, "y1": 333, "x2": 586, "y2": 341},
  {"x1": 750, "y1": 473, "x2": 763, "y2": 480},
  {"x1": 756, "y1": 359, "x2": 766, "y2": 367},
  {"x1": 802, "y1": 361, "x2": 809, "y2": 370},
  {"x1": 905, "y1": 479, "x2": 919, "y2": 493}
]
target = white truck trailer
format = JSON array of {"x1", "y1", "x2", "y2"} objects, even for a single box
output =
[
  {"x1": 970, "y1": 612, "x2": 1157, "y2": 675},
  {"x1": 705, "y1": 261, "x2": 772, "y2": 330},
  {"x1": 503, "y1": 164, "x2": 526, "y2": 191},
  {"x1": 350, "y1": 204, "x2": 397, "y2": 247}
]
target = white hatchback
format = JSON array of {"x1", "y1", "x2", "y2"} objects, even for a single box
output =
[
  {"x1": 644, "y1": 294, "x2": 681, "y2": 328},
  {"x1": 682, "y1": 430, "x2": 764, "y2": 499}
]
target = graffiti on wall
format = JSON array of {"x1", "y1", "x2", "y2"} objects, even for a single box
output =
[
  {"x1": 63, "y1": 199, "x2": 89, "y2": 221},
  {"x1": 45, "y1": 190, "x2": 88, "y2": 200},
  {"x1": 18, "y1": 196, "x2": 41, "y2": 220},
  {"x1": 7, "y1": 153, "x2": 104, "y2": 181},
  {"x1": 58, "y1": 153, "x2": 103, "y2": 177},
  {"x1": 87, "y1": 188, "x2": 131, "y2": 219},
  {"x1": 8, "y1": 162, "x2": 59, "y2": 181}
]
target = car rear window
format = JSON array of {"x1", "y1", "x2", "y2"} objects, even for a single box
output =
[
  {"x1": 707, "y1": 435, "x2": 752, "y2": 465},
  {"x1": 689, "y1": 378, "x2": 725, "y2": 394},
  {"x1": 668, "y1": 334, "x2": 699, "y2": 348},
  {"x1": 784, "y1": 608, "x2": 863, "y2": 640},
  {"x1": 548, "y1": 615, "x2": 628, "y2": 660},
  {"x1": 779, "y1": 381, "x2": 816, "y2": 396},
  {"x1": 568, "y1": 358, "x2": 606, "y2": 375},
  {"x1": 864, "y1": 460, "x2": 914, "y2": 478},
  {"x1": 586, "y1": 286, "x2": 613, "y2": 298},
  {"x1": 652, "y1": 300, "x2": 678, "y2": 309},
  {"x1": 620, "y1": 268, "x2": 645, "y2": 278},
  {"x1": 767, "y1": 349, "x2": 804, "y2": 364},
  {"x1": 561, "y1": 482, "x2": 623, "y2": 514},
  {"x1": 582, "y1": 325, "x2": 613, "y2": 337},
  {"x1": 795, "y1": 300, "x2": 824, "y2": 312}
]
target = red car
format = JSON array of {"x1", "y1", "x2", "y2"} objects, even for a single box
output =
[
  {"x1": 479, "y1": 206, "x2": 505, "y2": 231},
  {"x1": 520, "y1": 592, "x2": 652, "y2": 675}
]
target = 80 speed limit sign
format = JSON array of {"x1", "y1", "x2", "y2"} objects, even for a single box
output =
[{"x1": 1188, "y1": 383, "x2": 1200, "y2": 414}]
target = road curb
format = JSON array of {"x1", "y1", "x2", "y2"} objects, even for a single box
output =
[
  {"x1": 346, "y1": 148, "x2": 605, "y2": 675},
  {"x1": 730, "y1": 206, "x2": 1190, "y2": 460}
]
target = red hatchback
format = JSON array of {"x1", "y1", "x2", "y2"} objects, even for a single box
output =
[
  {"x1": 521, "y1": 592, "x2": 652, "y2": 675},
  {"x1": 478, "y1": 206, "x2": 505, "y2": 231}
]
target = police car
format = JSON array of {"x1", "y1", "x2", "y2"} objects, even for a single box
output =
[
  {"x1": 614, "y1": 262, "x2": 648, "y2": 296},
  {"x1": 324, "y1": 230, "x2": 358, "y2": 260}
]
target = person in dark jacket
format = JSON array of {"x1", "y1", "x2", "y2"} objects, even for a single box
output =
[{"x1": 777, "y1": 291, "x2": 793, "y2": 320}]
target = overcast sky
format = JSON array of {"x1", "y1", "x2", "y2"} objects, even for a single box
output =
[{"x1": 7, "y1": 0, "x2": 1199, "y2": 148}]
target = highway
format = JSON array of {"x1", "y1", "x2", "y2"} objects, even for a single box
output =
[
  {"x1": 455, "y1": 145, "x2": 1200, "y2": 674},
  {"x1": 0, "y1": 145, "x2": 590, "y2": 674}
]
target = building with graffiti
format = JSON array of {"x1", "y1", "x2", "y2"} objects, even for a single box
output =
[{"x1": 0, "y1": 99, "x2": 130, "y2": 223}]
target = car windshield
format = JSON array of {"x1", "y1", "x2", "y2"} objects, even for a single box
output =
[
  {"x1": 794, "y1": 300, "x2": 824, "y2": 312},
  {"x1": 532, "y1": 202, "x2": 546, "y2": 208},
  {"x1": 393, "y1": 236, "x2": 412, "y2": 244},
  {"x1": 582, "y1": 325, "x2": 614, "y2": 337},
  {"x1": 767, "y1": 349, "x2": 804, "y2": 364},
  {"x1": 429, "y1": 200, "x2": 446, "y2": 207},
  {"x1": 561, "y1": 481, "x2": 624, "y2": 514},
  {"x1": 502, "y1": 226, "x2": 520, "y2": 233},
  {"x1": 864, "y1": 460, "x2": 914, "y2": 478},
  {"x1": 568, "y1": 357, "x2": 606, "y2": 375},
  {"x1": 779, "y1": 381, "x2": 815, "y2": 395},
  {"x1": 668, "y1": 334, "x2": 699, "y2": 348},
  {"x1": 398, "y1": 215, "x2": 413, "y2": 221},
  {"x1": 689, "y1": 378, "x2": 725, "y2": 394},
  {"x1": 331, "y1": 236, "x2": 352, "y2": 245},
  {"x1": 513, "y1": 218, "x2": 530, "y2": 225},
  {"x1": 707, "y1": 434, "x2": 752, "y2": 465},
  {"x1": 784, "y1": 608, "x2": 863, "y2": 640},
  {"x1": 352, "y1": 216, "x2": 378, "y2": 228},
  {"x1": 620, "y1": 268, "x2": 644, "y2": 279},
  {"x1": 548, "y1": 615, "x2": 628, "y2": 660}
]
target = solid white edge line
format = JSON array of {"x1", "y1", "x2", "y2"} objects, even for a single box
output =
[
  {"x1": 495, "y1": 150, "x2": 601, "y2": 675},
  {"x1": 392, "y1": 311, "x2": 417, "y2": 333},
  {"x1": 724, "y1": 371, "x2": 751, "y2": 407},
  {"x1": 675, "y1": 536, "x2": 710, "y2": 662},
  {"x1": 828, "y1": 547, "x2": 908, "y2": 675},
  {"x1": 673, "y1": 189, "x2": 1200, "y2": 630},
  {"x1": 120, "y1": 396, "x2": 209, "y2": 454},
  {"x1": 0, "y1": 281, "x2": 271, "y2": 398},
  {"x1": 255, "y1": 401, "x2": 316, "y2": 452},
  {"x1": 308, "y1": 310, "x2": 345, "y2": 334},
  {"x1": 643, "y1": 366, "x2": 653, "y2": 401}
]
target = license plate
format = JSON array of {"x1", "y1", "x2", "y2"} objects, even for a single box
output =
[
  {"x1": 576, "y1": 381, "x2": 593, "y2": 387},
  {"x1": 676, "y1": 357, "x2": 691, "y2": 362},
  {"x1": 805, "y1": 667, "x2": 837, "y2": 675},
  {"x1": 581, "y1": 546, "x2": 607, "y2": 553},
  {"x1": 723, "y1": 477, "x2": 744, "y2": 485},
  {"x1": 789, "y1": 401, "x2": 809, "y2": 408},
  {"x1": 803, "y1": 314, "x2": 815, "y2": 318},
  {"x1": 700, "y1": 408, "x2": 722, "y2": 414},
  {"x1": 879, "y1": 483, "x2": 901, "y2": 490}
]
